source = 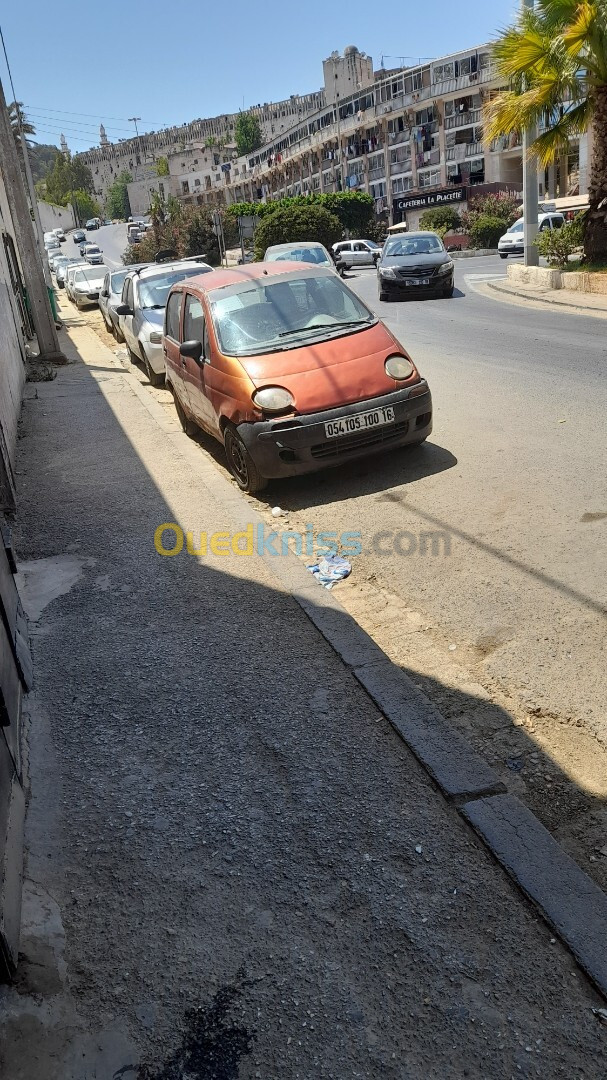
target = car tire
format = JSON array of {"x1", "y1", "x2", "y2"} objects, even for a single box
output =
[
  {"x1": 172, "y1": 386, "x2": 198, "y2": 436},
  {"x1": 224, "y1": 424, "x2": 267, "y2": 494},
  {"x1": 442, "y1": 284, "x2": 455, "y2": 298},
  {"x1": 126, "y1": 344, "x2": 140, "y2": 366},
  {"x1": 499, "y1": 253, "x2": 508, "y2": 259},
  {"x1": 141, "y1": 346, "x2": 164, "y2": 387}
]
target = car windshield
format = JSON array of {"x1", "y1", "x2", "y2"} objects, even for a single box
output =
[
  {"x1": 508, "y1": 221, "x2": 524, "y2": 233},
  {"x1": 86, "y1": 246, "x2": 101, "y2": 254},
  {"x1": 384, "y1": 235, "x2": 444, "y2": 256},
  {"x1": 138, "y1": 266, "x2": 211, "y2": 309},
  {"x1": 267, "y1": 246, "x2": 331, "y2": 265},
  {"x1": 74, "y1": 267, "x2": 108, "y2": 285},
  {"x1": 210, "y1": 270, "x2": 374, "y2": 356},
  {"x1": 110, "y1": 270, "x2": 129, "y2": 293}
]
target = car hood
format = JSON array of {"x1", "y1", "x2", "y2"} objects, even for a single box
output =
[
  {"x1": 76, "y1": 274, "x2": 105, "y2": 289},
  {"x1": 141, "y1": 308, "x2": 164, "y2": 329},
  {"x1": 380, "y1": 251, "x2": 448, "y2": 269},
  {"x1": 233, "y1": 322, "x2": 417, "y2": 414}
]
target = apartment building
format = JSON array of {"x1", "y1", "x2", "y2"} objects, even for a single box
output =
[{"x1": 178, "y1": 43, "x2": 586, "y2": 228}]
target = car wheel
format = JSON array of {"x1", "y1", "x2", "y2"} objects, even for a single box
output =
[
  {"x1": 141, "y1": 347, "x2": 164, "y2": 387},
  {"x1": 224, "y1": 424, "x2": 267, "y2": 493},
  {"x1": 171, "y1": 386, "x2": 197, "y2": 436},
  {"x1": 499, "y1": 253, "x2": 508, "y2": 259}
]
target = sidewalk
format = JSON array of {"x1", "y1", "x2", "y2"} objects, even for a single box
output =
[
  {"x1": 1, "y1": 312, "x2": 606, "y2": 1078},
  {"x1": 488, "y1": 276, "x2": 607, "y2": 316}
]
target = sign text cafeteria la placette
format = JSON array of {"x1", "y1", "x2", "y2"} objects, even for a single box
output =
[{"x1": 393, "y1": 186, "x2": 467, "y2": 214}]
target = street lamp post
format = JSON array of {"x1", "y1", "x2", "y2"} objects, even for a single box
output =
[{"x1": 522, "y1": 0, "x2": 539, "y2": 265}]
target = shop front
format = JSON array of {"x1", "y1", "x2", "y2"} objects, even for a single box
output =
[{"x1": 392, "y1": 186, "x2": 467, "y2": 229}]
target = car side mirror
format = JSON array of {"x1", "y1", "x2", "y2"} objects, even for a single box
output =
[
  {"x1": 179, "y1": 340, "x2": 203, "y2": 363},
  {"x1": 115, "y1": 304, "x2": 133, "y2": 316},
  {"x1": 101, "y1": 289, "x2": 109, "y2": 298}
]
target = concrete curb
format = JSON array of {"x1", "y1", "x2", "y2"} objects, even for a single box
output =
[
  {"x1": 69, "y1": 315, "x2": 607, "y2": 1000},
  {"x1": 487, "y1": 278, "x2": 607, "y2": 318}
]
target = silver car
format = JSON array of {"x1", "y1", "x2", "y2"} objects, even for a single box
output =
[
  {"x1": 333, "y1": 239, "x2": 381, "y2": 268},
  {"x1": 116, "y1": 258, "x2": 212, "y2": 386},
  {"x1": 56, "y1": 257, "x2": 85, "y2": 289},
  {"x1": 70, "y1": 264, "x2": 110, "y2": 309},
  {"x1": 99, "y1": 266, "x2": 147, "y2": 340}
]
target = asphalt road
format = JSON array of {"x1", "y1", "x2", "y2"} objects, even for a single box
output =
[
  {"x1": 63, "y1": 222, "x2": 128, "y2": 268},
  {"x1": 253, "y1": 257, "x2": 607, "y2": 789}
]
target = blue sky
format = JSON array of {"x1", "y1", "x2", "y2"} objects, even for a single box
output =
[{"x1": 1, "y1": 0, "x2": 517, "y2": 151}]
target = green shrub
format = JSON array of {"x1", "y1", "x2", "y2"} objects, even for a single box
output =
[
  {"x1": 419, "y1": 206, "x2": 461, "y2": 232},
  {"x1": 253, "y1": 204, "x2": 342, "y2": 259},
  {"x1": 468, "y1": 213, "x2": 509, "y2": 249},
  {"x1": 534, "y1": 217, "x2": 584, "y2": 268},
  {"x1": 226, "y1": 191, "x2": 374, "y2": 236},
  {"x1": 123, "y1": 204, "x2": 221, "y2": 266}
]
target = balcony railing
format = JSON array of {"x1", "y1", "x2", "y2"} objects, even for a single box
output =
[
  {"x1": 465, "y1": 142, "x2": 484, "y2": 158},
  {"x1": 444, "y1": 108, "x2": 482, "y2": 130},
  {"x1": 390, "y1": 159, "x2": 412, "y2": 176},
  {"x1": 490, "y1": 134, "x2": 522, "y2": 152},
  {"x1": 388, "y1": 129, "x2": 410, "y2": 146},
  {"x1": 368, "y1": 166, "x2": 385, "y2": 182}
]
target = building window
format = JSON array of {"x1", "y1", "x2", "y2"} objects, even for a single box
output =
[
  {"x1": 392, "y1": 175, "x2": 413, "y2": 194},
  {"x1": 418, "y1": 168, "x2": 441, "y2": 189},
  {"x1": 181, "y1": 180, "x2": 190, "y2": 194},
  {"x1": 194, "y1": 178, "x2": 201, "y2": 187},
  {"x1": 369, "y1": 180, "x2": 387, "y2": 199}
]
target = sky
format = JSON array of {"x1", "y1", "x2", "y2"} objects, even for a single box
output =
[{"x1": 1, "y1": 0, "x2": 518, "y2": 152}]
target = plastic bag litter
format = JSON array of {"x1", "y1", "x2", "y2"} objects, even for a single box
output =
[{"x1": 307, "y1": 553, "x2": 352, "y2": 589}]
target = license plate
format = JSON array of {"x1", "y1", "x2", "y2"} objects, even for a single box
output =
[
  {"x1": 403, "y1": 277, "x2": 430, "y2": 286},
  {"x1": 324, "y1": 406, "x2": 395, "y2": 439}
]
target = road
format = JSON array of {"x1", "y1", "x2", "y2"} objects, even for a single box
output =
[
  {"x1": 63, "y1": 222, "x2": 128, "y2": 268},
  {"x1": 243, "y1": 256, "x2": 607, "y2": 873},
  {"x1": 64, "y1": 236, "x2": 607, "y2": 875}
]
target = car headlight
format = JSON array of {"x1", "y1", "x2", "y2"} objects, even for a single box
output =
[
  {"x1": 379, "y1": 267, "x2": 396, "y2": 278},
  {"x1": 437, "y1": 261, "x2": 453, "y2": 275},
  {"x1": 385, "y1": 355, "x2": 415, "y2": 380},
  {"x1": 252, "y1": 386, "x2": 294, "y2": 412}
]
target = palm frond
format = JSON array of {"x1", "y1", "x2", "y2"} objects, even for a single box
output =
[{"x1": 529, "y1": 99, "x2": 593, "y2": 166}]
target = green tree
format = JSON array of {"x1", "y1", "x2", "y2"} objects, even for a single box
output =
[
  {"x1": 226, "y1": 191, "x2": 375, "y2": 236},
  {"x1": 45, "y1": 153, "x2": 94, "y2": 204},
  {"x1": 534, "y1": 215, "x2": 584, "y2": 266},
  {"x1": 123, "y1": 197, "x2": 221, "y2": 266},
  {"x1": 468, "y1": 213, "x2": 511, "y2": 248},
  {"x1": 7, "y1": 101, "x2": 35, "y2": 149},
  {"x1": 235, "y1": 111, "x2": 263, "y2": 156},
  {"x1": 28, "y1": 143, "x2": 60, "y2": 185},
  {"x1": 486, "y1": 0, "x2": 607, "y2": 259},
  {"x1": 73, "y1": 189, "x2": 101, "y2": 222},
  {"x1": 155, "y1": 156, "x2": 169, "y2": 177},
  {"x1": 253, "y1": 204, "x2": 342, "y2": 259},
  {"x1": 460, "y1": 192, "x2": 521, "y2": 247},
  {"x1": 419, "y1": 206, "x2": 461, "y2": 232},
  {"x1": 105, "y1": 171, "x2": 133, "y2": 220}
]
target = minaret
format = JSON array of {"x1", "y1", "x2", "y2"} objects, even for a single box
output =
[
  {"x1": 60, "y1": 133, "x2": 68, "y2": 155},
  {"x1": 100, "y1": 123, "x2": 109, "y2": 146}
]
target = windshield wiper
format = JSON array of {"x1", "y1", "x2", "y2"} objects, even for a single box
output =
[{"x1": 278, "y1": 319, "x2": 371, "y2": 338}]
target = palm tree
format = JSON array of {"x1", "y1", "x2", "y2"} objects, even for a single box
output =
[
  {"x1": 8, "y1": 100, "x2": 35, "y2": 149},
  {"x1": 485, "y1": 0, "x2": 607, "y2": 260}
]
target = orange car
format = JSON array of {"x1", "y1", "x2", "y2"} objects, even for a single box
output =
[{"x1": 163, "y1": 261, "x2": 432, "y2": 492}]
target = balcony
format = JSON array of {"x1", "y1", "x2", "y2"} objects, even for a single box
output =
[
  {"x1": 491, "y1": 134, "x2": 522, "y2": 153},
  {"x1": 445, "y1": 108, "x2": 482, "y2": 130},
  {"x1": 465, "y1": 142, "x2": 484, "y2": 158},
  {"x1": 390, "y1": 158, "x2": 412, "y2": 176},
  {"x1": 388, "y1": 128, "x2": 410, "y2": 146},
  {"x1": 368, "y1": 165, "x2": 386, "y2": 182}
]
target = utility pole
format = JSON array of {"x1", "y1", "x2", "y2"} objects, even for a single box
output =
[
  {"x1": 0, "y1": 75, "x2": 63, "y2": 359},
  {"x1": 522, "y1": 0, "x2": 539, "y2": 265}
]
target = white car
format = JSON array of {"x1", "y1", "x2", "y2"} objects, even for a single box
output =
[
  {"x1": 498, "y1": 213, "x2": 565, "y2": 258},
  {"x1": 53, "y1": 228, "x2": 66, "y2": 243},
  {"x1": 333, "y1": 239, "x2": 381, "y2": 268},
  {"x1": 70, "y1": 264, "x2": 110, "y2": 309},
  {"x1": 65, "y1": 261, "x2": 88, "y2": 300}
]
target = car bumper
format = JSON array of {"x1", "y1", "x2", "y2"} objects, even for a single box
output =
[
  {"x1": 143, "y1": 340, "x2": 164, "y2": 373},
  {"x1": 498, "y1": 244, "x2": 522, "y2": 254},
  {"x1": 74, "y1": 292, "x2": 99, "y2": 306},
  {"x1": 238, "y1": 383, "x2": 433, "y2": 479},
  {"x1": 379, "y1": 273, "x2": 452, "y2": 294}
]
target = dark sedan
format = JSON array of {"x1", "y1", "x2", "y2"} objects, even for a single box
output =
[
  {"x1": 72, "y1": 230, "x2": 86, "y2": 244},
  {"x1": 377, "y1": 231, "x2": 454, "y2": 300}
]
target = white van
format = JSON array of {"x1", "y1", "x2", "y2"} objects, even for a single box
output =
[{"x1": 498, "y1": 213, "x2": 565, "y2": 258}]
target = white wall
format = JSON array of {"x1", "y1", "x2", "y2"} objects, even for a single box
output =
[
  {"x1": 126, "y1": 177, "x2": 163, "y2": 215},
  {"x1": 37, "y1": 200, "x2": 75, "y2": 233}
]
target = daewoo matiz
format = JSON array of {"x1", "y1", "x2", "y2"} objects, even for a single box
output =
[{"x1": 163, "y1": 262, "x2": 432, "y2": 493}]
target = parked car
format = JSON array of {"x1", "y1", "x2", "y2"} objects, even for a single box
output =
[
  {"x1": 51, "y1": 255, "x2": 71, "y2": 281},
  {"x1": 333, "y1": 239, "x2": 381, "y2": 268},
  {"x1": 497, "y1": 212, "x2": 565, "y2": 258},
  {"x1": 44, "y1": 236, "x2": 61, "y2": 252},
  {"x1": 264, "y1": 242, "x2": 335, "y2": 268},
  {"x1": 43, "y1": 231, "x2": 56, "y2": 244},
  {"x1": 65, "y1": 261, "x2": 89, "y2": 300},
  {"x1": 99, "y1": 266, "x2": 147, "y2": 339},
  {"x1": 70, "y1": 264, "x2": 110, "y2": 309},
  {"x1": 53, "y1": 228, "x2": 66, "y2": 243},
  {"x1": 83, "y1": 244, "x2": 104, "y2": 265},
  {"x1": 48, "y1": 249, "x2": 67, "y2": 271},
  {"x1": 377, "y1": 231, "x2": 454, "y2": 300},
  {"x1": 72, "y1": 229, "x2": 86, "y2": 244},
  {"x1": 85, "y1": 218, "x2": 99, "y2": 231},
  {"x1": 163, "y1": 261, "x2": 432, "y2": 493},
  {"x1": 115, "y1": 258, "x2": 213, "y2": 386},
  {"x1": 55, "y1": 257, "x2": 85, "y2": 289}
]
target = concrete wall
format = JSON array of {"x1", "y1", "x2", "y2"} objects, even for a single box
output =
[
  {"x1": 37, "y1": 201, "x2": 75, "y2": 234},
  {"x1": 0, "y1": 175, "x2": 27, "y2": 510},
  {"x1": 126, "y1": 177, "x2": 163, "y2": 215}
]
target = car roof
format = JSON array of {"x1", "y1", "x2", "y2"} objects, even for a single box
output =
[
  {"x1": 173, "y1": 261, "x2": 334, "y2": 296},
  {"x1": 388, "y1": 230, "x2": 441, "y2": 239},
  {"x1": 266, "y1": 241, "x2": 327, "y2": 252},
  {"x1": 132, "y1": 259, "x2": 210, "y2": 281}
]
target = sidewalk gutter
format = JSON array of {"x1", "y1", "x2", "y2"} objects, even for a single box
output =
[
  {"x1": 62, "y1": 318, "x2": 607, "y2": 999},
  {"x1": 487, "y1": 277, "x2": 607, "y2": 317}
]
